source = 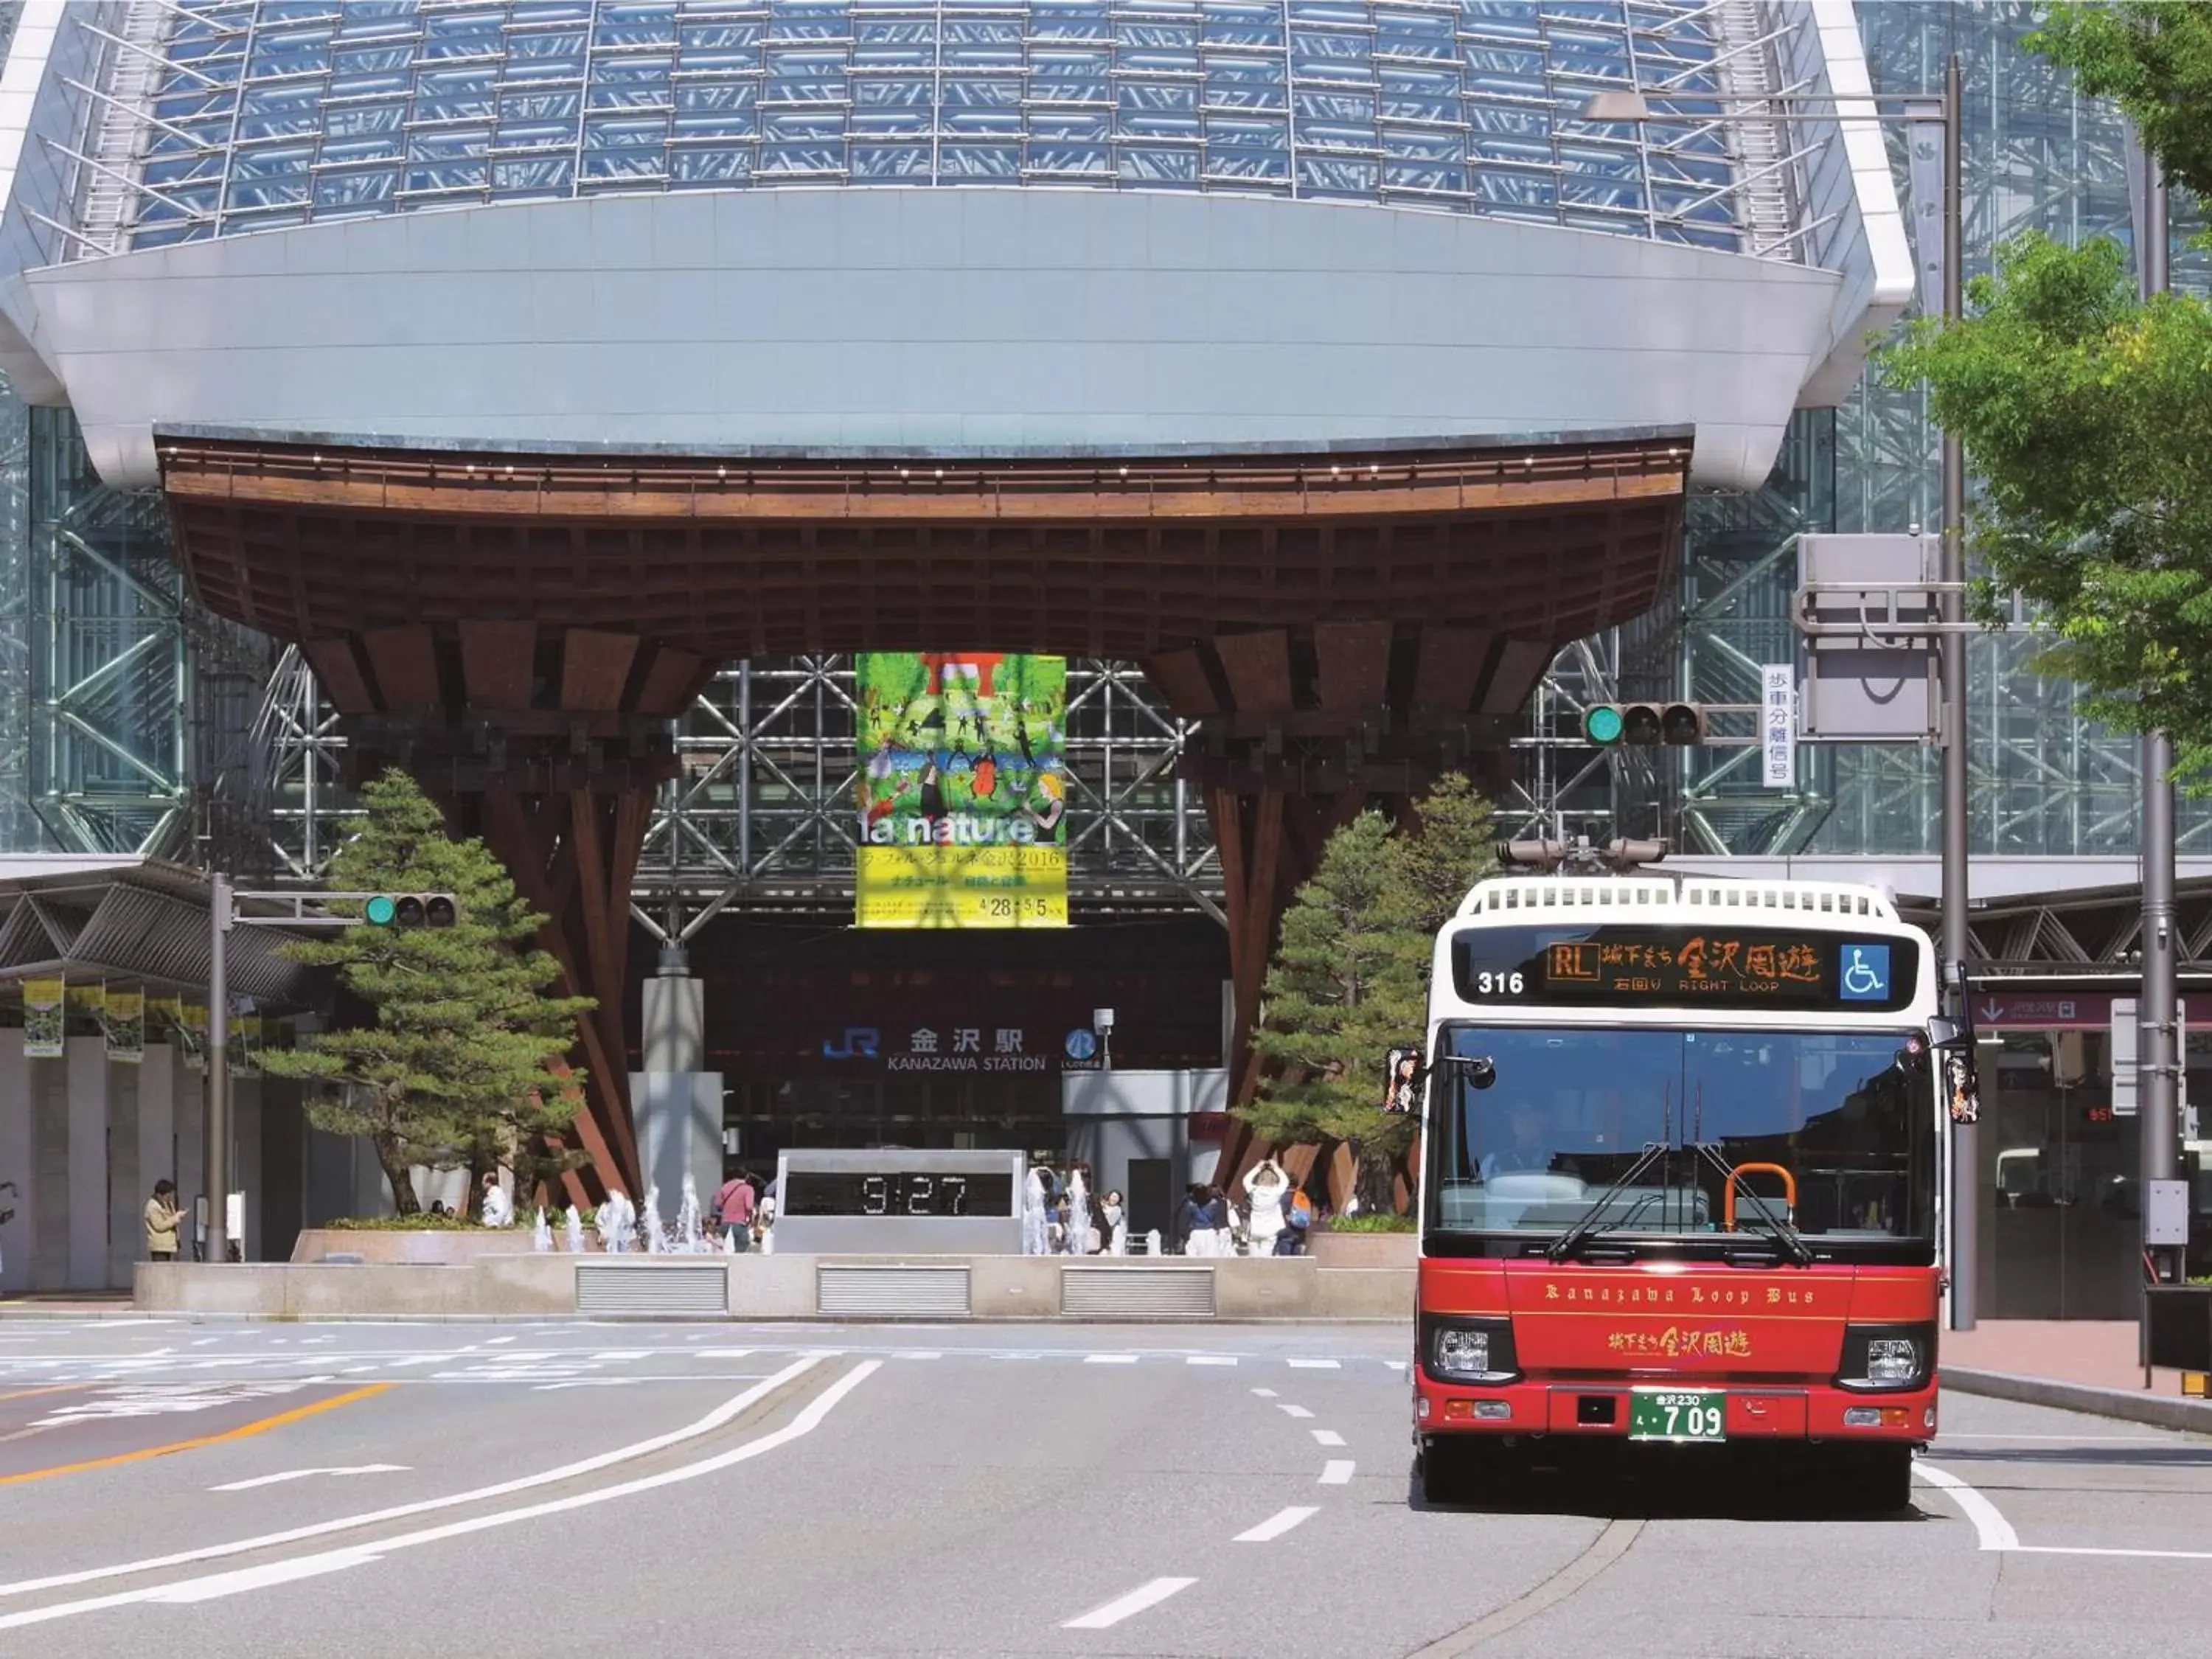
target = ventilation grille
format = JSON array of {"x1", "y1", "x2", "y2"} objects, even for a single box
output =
[
  {"x1": 574, "y1": 1264, "x2": 727, "y2": 1316},
  {"x1": 1061, "y1": 1266, "x2": 1217, "y2": 1319},
  {"x1": 816, "y1": 1265, "x2": 972, "y2": 1318},
  {"x1": 1467, "y1": 878, "x2": 1896, "y2": 922}
]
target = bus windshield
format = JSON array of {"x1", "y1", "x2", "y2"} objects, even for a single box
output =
[{"x1": 1425, "y1": 1023, "x2": 1935, "y2": 1251}]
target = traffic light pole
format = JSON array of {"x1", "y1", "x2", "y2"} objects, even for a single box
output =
[
  {"x1": 2137, "y1": 139, "x2": 2184, "y2": 1294},
  {"x1": 199, "y1": 883, "x2": 455, "y2": 1263},
  {"x1": 204, "y1": 872, "x2": 232, "y2": 1265},
  {"x1": 1937, "y1": 52, "x2": 1975, "y2": 1333}
]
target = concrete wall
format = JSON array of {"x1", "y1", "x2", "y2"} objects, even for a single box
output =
[
  {"x1": 15, "y1": 187, "x2": 1854, "y2": 492},
  {"x1": 138, "y1": 1251, "x2": 1413, "y2": 1322}
]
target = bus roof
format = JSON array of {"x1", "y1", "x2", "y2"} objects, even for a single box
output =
[{"x1": 1451, "y1": 873, "x2": 1902, "y2": 929}]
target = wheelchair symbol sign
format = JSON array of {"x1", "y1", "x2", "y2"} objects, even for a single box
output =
[{"x1": 1839, "y1": 945, "x2": 1891, "y2": 1002}]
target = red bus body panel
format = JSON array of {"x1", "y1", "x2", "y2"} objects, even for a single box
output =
[{"x1": 1415, "y1": 1258, "x2": 1940, "y2": 1444}]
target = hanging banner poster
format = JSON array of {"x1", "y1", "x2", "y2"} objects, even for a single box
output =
[
  {"x1": 178, "y1": 1002, "x2": 209, "y2": 1072},
  {"x1": 229, "y1": 1012, "x2": 259, "y2": 1077},
  {"x1": 105, "y1": 987, "x2": 145, "y2": 1065},
  {"x1": 855, "y1": 653, "x2": 1068, "y2": 928},
  {"x1": 22, "y1": 976, "x2": 63, "y2": 1059}
]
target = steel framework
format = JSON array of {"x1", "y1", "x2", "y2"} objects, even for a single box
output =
[{"x1": 1507, "y1": 0, "x2": 2212, "y2": 861}]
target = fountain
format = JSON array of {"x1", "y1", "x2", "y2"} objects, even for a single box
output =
[
  {"x1": 563, "y1": 1204, "x2": 585, "y2": 1253},
  {"x1": 677, "y1": 1174, "x2": 704, "y2": 1253},
  {"x1": 597, "y1": 1189, "x2": 636, "y2": 1253},
  {"x1": 532, "y1": 1207, "x2": 552, "y2": 1253},
  {"x1": 641, "y1": 1186, "x2": 665, "y2": 1253},
  {"x1": 1021, "y1": 1166, "x2": 1049, "y2": 1256},
  {"x1": 1065, "y1": 1167, "x2": 1091, "y2": 1256}
]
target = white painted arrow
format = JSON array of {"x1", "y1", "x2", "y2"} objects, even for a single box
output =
[{"x1": 209, "y1": 1466, "x2": 409, "y2": 1493}]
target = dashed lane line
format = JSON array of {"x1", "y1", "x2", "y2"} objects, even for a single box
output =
[
  {"x1": 1277, "y1": 1403, "x2": 1314, "y2": 1419},
  {"x1": 1062, "y1": 1577, "x2": 1197, "y2": 1630},
  {"x1": 1234, "y1": 1506, "x2": 1318, "y2": 1543},
  {"x1": 1312, "y1": 1430, "x2": 1346, "y2": 1448},
  {"x1": 1187, "y1": 1357, "x2": 1237, "y2": 1367},
  {"x1": 1251, "y1": 1388, "x2": 1279, "y2": 1399},
  {"x1": 1319, "y1": 1461, "x2": 1354, "y2": 1486},
  {"x1": 1083, "y1": 1354, "x2": 1138, "y2": 1366},
  {"x1": 1287, "y1": 1359, "x2": 1340, "y2": 1370}
]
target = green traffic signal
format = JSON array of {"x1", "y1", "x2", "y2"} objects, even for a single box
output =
[
  {"x1": 364, "y1": 892, "x2": 456, "y2": 928},
  {"x1": 364, "y1": 894, "x2": 397, "y2": 926},
  {"x1": 1582, "y1": 706, "x2": 1626, "y2": 745}
]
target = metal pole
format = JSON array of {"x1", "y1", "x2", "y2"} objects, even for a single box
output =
[
  {"x1": 2138, "y1": 142, "x2": 2183, "y2": 1290},
  {"x1": 204, "y1": 870, "x2": 231, "y2": 1265},
  {"x1": 1938, "y1": 54, "x2": 1975, "y2": 1332}
]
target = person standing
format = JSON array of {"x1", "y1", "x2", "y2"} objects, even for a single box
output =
[
  {"x1": 1243, "y1": 1157, "x2": 1290, "y2": 1255},
  {"x1": 713, "y1": 1169, "x2": 756, "y2": 1253},
  {"x1": 143, "y1": 1180, "x2": 185, "y2": 1262}
]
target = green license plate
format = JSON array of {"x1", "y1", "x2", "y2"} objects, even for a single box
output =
[{"x1": 1628, "y1": 1389, "x2": 1726, "y2": 1442}]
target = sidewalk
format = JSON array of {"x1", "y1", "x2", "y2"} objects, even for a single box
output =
[{"x1": 1941, "y1": 1318, "x2": 2212, "y2": 1434}]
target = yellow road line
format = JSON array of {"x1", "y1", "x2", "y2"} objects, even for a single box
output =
[
  {"x1": 0, "y1": 1385, "x2": 86, "y2": 1407},
  {"x1": 0, "y1": 1383, "x2": 392, "y2": 1487}
]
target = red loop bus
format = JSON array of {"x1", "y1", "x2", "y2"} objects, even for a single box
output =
[{"x1": 1405, "y1": 865, "x2": 1961, "y2": 1512}]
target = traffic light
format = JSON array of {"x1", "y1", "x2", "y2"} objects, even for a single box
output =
[
  {"x1": 1581, "y1": 703, "x2": 1709, "y2": 746},
  {"x1": 364, "y1": 893, "x2": 458, "y2": 928}
]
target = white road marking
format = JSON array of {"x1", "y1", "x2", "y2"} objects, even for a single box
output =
[
  {"x1": 1915, "y1": 1461, "x2": 2021, "y2": 1551},
  {"x1": 210, "y1": 1467, "x2": 409, "y2": 1493},
  {"x1": 2012, "y1": 1545, "x2": 2212, "y2": 1561},
  {"x1": 1277, "y1": 1403, "x2": 1314, "y2": 1419},
  {"x1": 1084, "y1": 1354, "x2": 1138, "y2": 1365},
  {"x1": 891, "y1": 1351, "x2": 942, "y2": 1360},
  {"x1": 0, "y1": 1359, "x2": 826, "y2": 1606},
  {"x1": 1319, "y1": 1461, "x2": 1354, "y2": 1486},
  {"x1": 1250, "y1": 1387, "x2": 1279, "y2": 1399},
  {"x1": 484, "y1": 1337, "x2": 515, "y2": 1346},
  {"x1": 1287, "y1": 1359, "x2": 1340, "y2": 1370},
  {"x1": 590, "y1": 1352, "x2": 652, "y2": 1361},
  {"x1": 148, "y1": 1553, "x2": 380, "y2": 1604},
  {"x1": 1186, "y1": 1356, "x2": 1237, "y2": 1367},
  {"x1": 1235, "y1": 1506, "x2": 1319, "y2": 1543},
  {"x1": 532, "y1": 1381, "x2": 641, "y2": 1391},
  {"x1": 692, "y1": 1349, "x2": 754, "y2": 1360},
  {"x1": 1062, "y1": 1577, "x2": 1197, "y2": 1630},
  {"x1": 1312, "y1": 1429, "x2": 1346, "y2": 1448},
  {"x1": 1382, "y1": 1360, "x2": 1408, "y2": 1371},
  {"x1": 0, "y1": 1361, "x2": 877, "y2": 1632}
]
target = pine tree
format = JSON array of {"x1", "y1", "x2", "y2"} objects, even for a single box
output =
[
  {"x1": 259, "y1": 770, "x2": 595, "y2": 1215},
  {"x1": 1238, "y1": 776, "x2": 1497, "y2": 1213}
]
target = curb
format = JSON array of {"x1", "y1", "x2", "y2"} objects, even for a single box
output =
[{"x1": 1943, "y1": 1366, "x2": 2212, "y2": 1434}]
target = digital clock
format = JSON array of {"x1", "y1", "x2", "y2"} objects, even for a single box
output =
[
  {"x1": 782, "y1": 1170, "x2": 1014, "y2": 1220},
  {"x1": 771, "y1": 1148, "x2": 1026, "y2": 1253}
]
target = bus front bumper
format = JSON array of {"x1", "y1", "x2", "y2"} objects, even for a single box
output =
[{"x1": 1414, "y1": 1375, "x2": 1938, "y2": 1443}]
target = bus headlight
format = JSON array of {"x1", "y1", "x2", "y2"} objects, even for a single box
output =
[
  {"x1": 1422, "y1": 1315, "x2": 1518, "y2": 1385},
  {"x1": 1837, "y1": 1324, "x2": 1933, "y2": 1391}
]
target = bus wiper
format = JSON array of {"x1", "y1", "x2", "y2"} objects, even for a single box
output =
[
  {"x1": 1691, "y1": 1142, "x2": 1814, "y2": 1266},
  {"x1": 1546, "y1": 1141, "x2": 1672, "y2": 1263}
]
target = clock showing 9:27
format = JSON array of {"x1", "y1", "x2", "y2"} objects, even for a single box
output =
[{"x1": 782, "y1": 1170, "x2": 1016, "y2": 1219}]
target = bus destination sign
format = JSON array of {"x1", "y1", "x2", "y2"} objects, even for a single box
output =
[{"x1": 1451, "y1": 924, "x2": 1919, "y2": 1013}]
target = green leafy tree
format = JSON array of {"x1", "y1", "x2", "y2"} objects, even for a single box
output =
[
  {"x1": 2032, "y1": 4, "x2": 2212, "y2": 201},
  {"x1": 260, "y1": 770, "x2": 595, "y2": 1214},
  {"x1": 1237, "y1": 777, "x2": 1496, "y2": 1212},
  {"x1": 1882, "y1": 6, "x2": 2212, "y2": 786}
]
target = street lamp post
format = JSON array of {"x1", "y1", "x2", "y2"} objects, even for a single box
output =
[{"x1": 1582, "y1": 66, "x2": 1973, "y2": 1324}]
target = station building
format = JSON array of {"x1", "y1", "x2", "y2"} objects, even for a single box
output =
[{"x1": 0, "y1": 0, "x2": 2192, "y2": 1315}]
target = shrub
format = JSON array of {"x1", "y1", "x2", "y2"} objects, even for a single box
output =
[{"x1": 1319, "y1": 1213, "x2": 1416, "y2": 1234}]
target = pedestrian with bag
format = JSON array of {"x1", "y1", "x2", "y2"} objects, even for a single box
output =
[
  {"x1": 144, "y1": 1180, "x2": 187, "y2": 1262},
  {"x1": 713, "y1": 1169, "x2": 757, "y2": 1252}
]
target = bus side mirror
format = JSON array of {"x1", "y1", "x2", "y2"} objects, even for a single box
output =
[{"x1": 1927, "y1": 1017, "x2": 1972, "y2": 1054}]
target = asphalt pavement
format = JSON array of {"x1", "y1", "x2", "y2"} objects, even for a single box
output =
[{"x1": 0, "y1": 1318, "x2": 2205, "y2": 1657}]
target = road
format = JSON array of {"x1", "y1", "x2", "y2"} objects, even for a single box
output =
[{"x1": 0, "y1": 1318, "x2": 2206, "y2": 1657}]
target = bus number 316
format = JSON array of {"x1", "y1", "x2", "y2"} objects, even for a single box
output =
[{"x1": 1472, "y1": 971, "x2": 1526, "y2": 995}]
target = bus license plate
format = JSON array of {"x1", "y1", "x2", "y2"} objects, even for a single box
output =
[{"x1": 1629, "y1": 1390, "x2": 1725, "y2": 1442}]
